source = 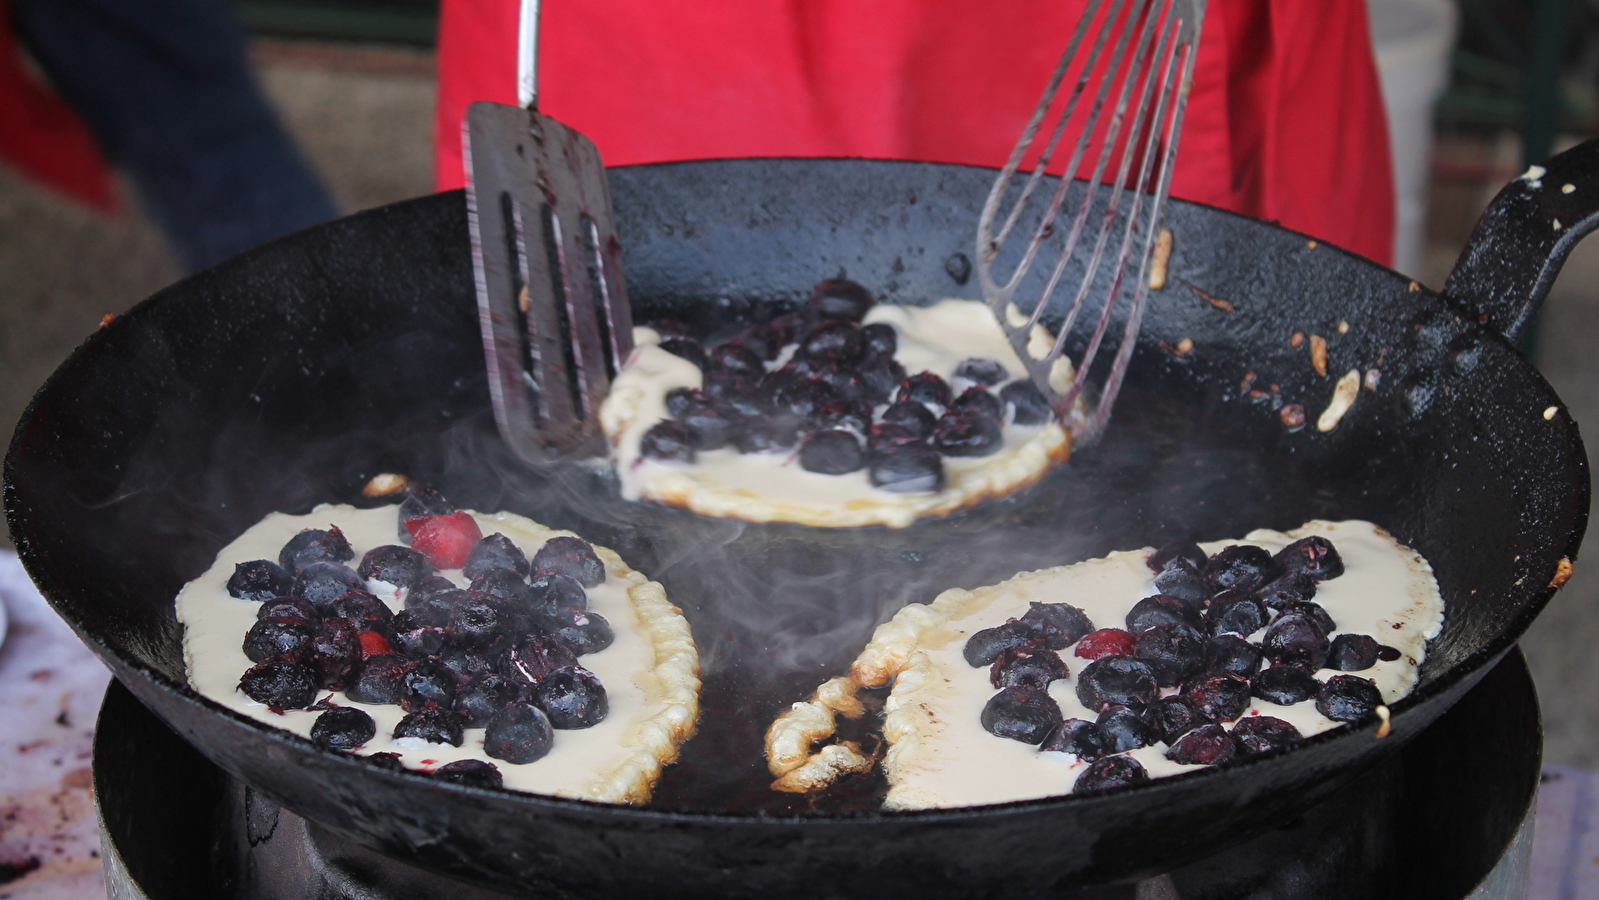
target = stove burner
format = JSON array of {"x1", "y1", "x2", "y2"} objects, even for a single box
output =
[{"x1": 94, "y1": 653, "x2": 1540, "y2": 899}]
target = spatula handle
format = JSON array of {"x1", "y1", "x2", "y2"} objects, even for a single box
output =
[{"x1": 518, "y1": 0, "x2": 540, "y2": 110}]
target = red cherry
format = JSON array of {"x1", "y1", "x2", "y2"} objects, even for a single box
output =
[
  {"x1": 357, "y1": 630, "x2": 393, "y2": 659},
  {"x1": 1075, "y1": 628, "x2": 1137, "y2": 660},
  {"x1": 406, "y1": 512, "x2": 482, "y2": 569}
]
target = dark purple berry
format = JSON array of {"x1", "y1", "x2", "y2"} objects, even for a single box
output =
[
  {"x1": 455, "y1": 672, "x2": 523, "y2": 727},
  {"x1": 1256, "y1": 573, "x2": 1317, "y2": 610},
  {"x1": 1075, "y1": 656, "x2": 1159, "y2": 713},
  {"x1": 1074, "y1": 755, "x2": 1149, "y2": 791},
  {"x1": 640, "y1": 420, "x2": 696, "y2": 463},
  {"x1": 402, "y1": 657, "x2": 460, "y2": 710},
  {"x1": 468, "y1": 569, "x2": 530, "y2": 607},
  {"x1": 1207, "y1": 590, "x2": 1268, "y2": 638},
  {"x1": 964, "y1": 620, "x2": 1040, "y2": 667},
  {"x1": 735, "y1": 416, "x2": 801, "y2": 453},
  {"x1": 541, "y1": 607, "x2": 614, "y2": 655},
  {"x1": 1231, "y1": 716, "x2": 1302, "y2": 756},
  {"x1": 859, "y1": 353, "x2": 907, "y2": 402},
  {"x1": 405, "y1": 586, "x2": 462, "y2": 629},
  {"x1": 704, "y1": 370, "x2": 765, "y2": 417},
  {"x1": 1377, "y1": 645, "x2": 1403, "y2": 662},
  {"x1": 981, "y1": 686, "x2": 1062, "y2": 744},
  {"x1": 434, "y1": 759, "x2": 504, "y2": 788},
  {"x1": 358, "y1": 545, "x2": 430, "y2": 589},
  {"x1": 257, "y1": 596, "x2": 318, "y2": 622},
  {"x1": 1133, "y1": 622, "x2": 1205, "y2": 687},
  {"x1": 1021, "y1": 602, "x2": 1096, "y2": 648},
  {"x1": 659, "y1": 337, "x2": 707, "y2": 369},
  {"x1": 326, "y1": 591, "x2": 395, "y2": 634},
  {"x1": 999, "y1": 380, "x2": 1052, "y2": 425},
  {"x1": 463, "y1": 533, "x2": 530, "y2": 581},
  {"x1": 799, "y1": 429, "x2": 866, "y2": 475},
  {"x1": 364, "y1": 751, "x2": 407, "y2": 771},
  {"x1": 674, "y1": 395, "x2": 737, "y2": 450},
  {"x1": 447, "y1": 592, "x2": 512, "y2": 648},
  {"x1": 1274, "y1": 536, "x2": 1345, "y2": 581},
  {"x1": 243, "y1": 616, "x2": 314, "y2": 663},
  {"x1": 533, "y1": 667, "x2": 609, "y2": 729},
  {"x1": 811, "y1": 400, "x2": 872, "y2": 434},
  {"x1": 709, "y1": 341, "x2": 765, "y2": 376},
  {"x1": 811, "y1": 364, "x2": 870, "y2": 404},
  {"x1": 1182, "y1": 670, "x2": 1252, "y2": 723},
  {"x1": 390, "y1": 610, "x2": 446, "y2": 659},
  {"x1": 989, "y1": 645, "x2": 1070, "y2": 689},
  {"x1": 1096, "y1": 705, "x2": 1156, "y2": 752},
  {"x1": 1148, "y1": 696, "x2": 1202, "y2": 744},
  {"x1": 1202, "y1": 634, "x2": 1262, "y2": 678},
  {"x1": 501, "y1": 636, "x2": 581, "y2": 686},
  {"x1": 239, "y1": 660, "x2": 317, "y2": 709},
  {"x1": 734, "y1": 323, "x2": 782, "y2": 360},
  {"x1": 882, "y1": 400, "x2": 937, "y2": 435},
  {"x1": 932, "y1": 408, "x2": 1003, "y2": 457},
  {"x1": 1153, "y1": 566, "x2": 1211, "y2": 606},
  {"x1": 861, "y1": 322, "x2": 897, "y2": 356},
  {"x1": 1279, "y1": 602, "x2": 1337, "y2": 635},
  {"x1": 228, "y1": 559, "x2": 291, "y2": 601},
  {"x1": 345, "y1": 654, "x2": 410, "y2": 705},
  {"x1": 1148, "y1": 540, "x2": 1207, "y2": 573},
  {"x1": 308, "y1": 616, "x2": 363, "y2": 688},
  {"x1": 1126, "y1": 594, "x2": 1203, "y2": 634},
  {"x1": 1041, "y1": 718, "x2": 1111, "y2": 760},
  {"x1": 766, "y1": 311, "x2": 806, "y2": 346},
  {"x1": 291, "y1": 562, "x2": 367, "y2": 613},
  {"x1": 771, "y1": 377, "x2": 840, "y2": 420},
  {"x1": 1252, "y1": 665, "x2": 1321, "y2": 705},
  {"x1": 899, "y1": 372, "x2": 953, "y2": 409},
  {"x1": 526, "y1": 573, "x2": 588, "y2": 616},
  {"x1": 278, "y1": 527, "x2": 353, "y2": 574},
  {"x1": 869, "y1": 445, "x2": 945, "y2": 492},
  {"x1": 1202, "y1": 545, "x2": 1284, "y2": 593},
  {"x1": 954, "y1": 357, "x2": 1008, "y2": 386},
  {"x1": 951, "y1": 387, "x2": 1003, "y2": 421},
  {"x1": 393, "y1": 703, "x2": 464, "y2": 747},
  {"x1": 310, "y1": 706, "x2": 376, "y2": 749},
  {"x1": 1166, "y1": 724, "x2": 1237, "y2": 765},
  {"x1": 808, "y1": 278, "x2": 874, "y2": 322},
  {"x1": 799, "y1": 320, "x2": 866, "y2": 365},
  {"x1": 1317, "y1": 675, "x2": 1383, "y2": 722},
  {"x1": 527, "y1": 535, "x2": 604, "y2": 588},
  {"x1": 1261, "y1": 613, "x2": 1330, "y2": 670}
]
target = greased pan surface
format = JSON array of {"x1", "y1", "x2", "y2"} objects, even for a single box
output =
[{"x1": 5, "y1": 157, "x2": 1589, "y2": 897}]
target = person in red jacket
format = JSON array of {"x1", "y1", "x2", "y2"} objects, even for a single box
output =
[{"x1": 434, "y1": 0, "x2": 1395, "y2": 267}]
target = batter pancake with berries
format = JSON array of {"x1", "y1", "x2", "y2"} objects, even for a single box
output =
[
  {"x1": 765, "y1": 520, "x2": 1442, "y2": 808},
  {"x1": 175, "y1": 498, "x2": 700, "y2": 803},
  {"x1": 599, "y1": 279, "x2": 1084, "y2": 529}
]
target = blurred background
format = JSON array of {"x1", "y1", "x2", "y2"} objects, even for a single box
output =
[{"x1": 0, "y1": 0, "x2": 1595, "y2": 763}]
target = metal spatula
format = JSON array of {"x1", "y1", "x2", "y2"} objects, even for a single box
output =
[{"x1": 465, "y1": 0, "x2": 633, "y2": 465}]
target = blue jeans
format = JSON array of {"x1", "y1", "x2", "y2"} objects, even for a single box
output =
[{"x1": 10, "y1": 0, "x2": 339, "y2": 271}]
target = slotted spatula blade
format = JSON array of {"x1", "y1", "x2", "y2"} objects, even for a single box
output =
[{"x1": 464, "y1": 0, "x2": 632, "y2": 465}]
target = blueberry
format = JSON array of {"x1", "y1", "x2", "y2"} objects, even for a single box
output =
[
  {"x1": 640, "y1": 420, "x2": 696, "y2": 463},
  {"x1": 402, "y1": 657, "x2": 460, "y2": 710},
  {"x1": 1041, "y1": 718, "x2": 1111, "y2": 760},
  {"x1": 524, "y1": 539, "x2": 603, "y2": 593},
  {"x1": 704, "y1": 370, "x2": 766, "y2": 417},
  {"x1": 800, "y1": 429, "x2": 867, "y2": 475},
  {"x1": 345, "y1": 654, "x2": 411, "y2": 705},
  {"x1": 501, "y1": 636, "x2": 581, "y2": 686},
  {"x1": 1148, "y1": 540, "x2": 1207, "y2": 573},
  {"x1": 981, "y1": 686, "x2": 1062, "y2": 744},
  {"x1": 238, "y1": 660, "x2": 317, "y2": 709},
  {"x1": 468, "y1": 569, "x2": 530, "y2": 606},
  {"x1": 278, "y1": 527, "x2": 354, "y2": 574},
  {"x1": 291, "y1": 562, "x2": 367, "y2": 613},
  {"x1": 363, "y1": 751, "x2": 407, "y2": 771},
  {"x1": 1279, "y1": 601, "x2": 1337, "y2": 635},
  {"x1": 964, "y1": 620, "x2": 1040, "y2": 667},
  {"x1": 771, "y1": 376, "x2": 841, "y2": 420},
  {"x1": 1201, "y1": 545, "x2": 1284, "y2": 593},
  {"x1": 1261, "y1": 613, "x2": 1330, "y2": 670},
  {"x1": 326, "y1": 591, "x2": 395, "y2": 634},
  {"x1": 1075, "y1": 656, "x2": 1159, "y2": 713},
  {"x1": 533, "y1": 667, "x2": 609, "y2": 729},
  {"x1": 389, "y1": 610, "x2": 447, "y2": 659},
  {"x1": 799, "y1": 320, "x2": 866, "y2": 365},
  {"x1": 1202, "y1": 635, "x2": 1263, "y2": 678},
  {"x1": 243, "y1": 616, "x2": 314, "y2": 663},
  {"x1": 1230, "y1": 716, "x2": 1303, "y2": 756},
  {"x1": 455, "y1": 672, "x2": 523, "y2": 727},
  {"x1": 861, "y1": 322, "x2": 897, "y2": 356},
  {"x1": 447, "y1": 592, "x2": 513, "y2": 648},
  {"x1": 932, "y1": 408, "x2": 1003, "y2": 457},
  {"x1": 899, "y1": 372, "x2": 953, "y2": 409},
  {"x1": 310, "y1": 706, "x2": 376, "y2": 749},
  {"x1": 989, "y1": 645, "x2": 1070, "y2": 689},
  {"x1": 407, "y1": 575, "x2": 457, "y2": 606},
  {"x1": 867, "y1": 421, "x2": 926, "y2": 458},
  {"x1": 1125, "y1": 594, "x2": 1203, "y2": 634},
  {"x1": 526, "y1": 573, "x2": 588, "y2": 616},
  {"x1": 393, "y1": 703, "x2": 464, "y2": 747},
  {"x1": 951, "y1": 387, "x2": 1003, "y2": 421},
  {"x1": 308, "y1": 616, "x2": 363, "y2": 688},
  {"x1": 463, "y1": 533, "x2": 530, "y2": 581},
  {"x1": 1153, "y1": 566, "x2": 1211, "y2": 606},
  {"x1": 1074, "y1": 755, "x2": 1149, "y2": 791},
  {"x1": 999, "y1": 380, "x2": 1052, "y2": 425},
  {"x1": 1148, "y1": 696, "x2": 1202, "y2": 744},
  {"x1": 397, "y1": 485, "x2": 453, "y2": 538},
  {"x1": 810, "y1": 364, "x2": 870, "y2": 404},
  {"x1": 658, "y1": 337, "x2": 707, "y2": 369},
  {"x1": 709, "y1": 341, "x2": 765, "y2": 377},
  {"x1": 1274, "y1": 536, "x2": 1345, "y2": 581},
  {"x1": 1096, "y1": 705, "x2": 1156, "y2": 752},
  {"x1": 811, "y1": 400, "x2": 872, "y2": 435},
  {"x1": 808, "y1": 278, "x2": 875, "y2": 322},
  {"x1": 1377, "y1": 645, "x2": 1403, "y2": 662},
  {"x1": 1256, "y1": 573, "x2": 1317, "y2": 610},
  {"x1": 859, "y1": 354, "x2": 907, "y2": 403},
  {"x1": 954, "y1": 357, "x2": 1008, "y2": 386},
  {"x1": 1182, "y1": 670, "x2": 1252, "y2": 723},
  {"x1": 434, "y1": 759, "x2": 504, "y2": 789},
  {"x1": 673, "y1": 394, "x2": 737, "y2": 450},
  {"x1": 766, "y1": 311, "x2": 807, "y2": 346},
  {"x1": 1166, "y1": 723, "x2": 1237, "y2": 765},
  {"x1": 358, "y1": 545, "x2": 430, "y2": 590},
  {"x1": 1317, "y1": 675, "x2": 1383, "y2": 722},
  {"x1": 881, "y1": 400, "x2": 937, "y2": 436},
  {"x1": 735, "y1": 416, "x2": 801, "y2": 453},
  {"x1": 1133, "y1": 622, "x2": 1205, "y2": 687},
  {"x1": 482, "y1": 700, "x2": 555, "y2": 764},
  {"x1": 1206, "y1": 590, "x2": 1268, "y2": 638},
  {"x1": 405, "y1": 586, "x2": 463, "y2": 629},
  {"x1": 1251, "y1": 664, "x2": 1321, "y2": 705},
  {"x1": 869, "y1": 445, "x2": 945, "y2": 492},
  {"x1": 541, "y1": 607, "x2": 615, "y2": 655},
  {"x1": 734, "y1": 323, "x2": 783, "y2": 361},
  {"x1": 257, "y1": 597, "x2": 319, "y2": 622},
  {"x1": 1021, "y1": 602, "x2": 1096, "y2": 648},
  {"x1": 227, "y1": 560, "x2": 292, "y2": 601}
]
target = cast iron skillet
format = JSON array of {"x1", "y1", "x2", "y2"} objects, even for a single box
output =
[{"x1": 5, "y1": 141, "x2": 1594, "y2": 897}]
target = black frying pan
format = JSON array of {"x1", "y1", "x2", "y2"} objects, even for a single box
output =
[{"x1": 5, "y1": 142, "x2": 1593, "y2": 897}]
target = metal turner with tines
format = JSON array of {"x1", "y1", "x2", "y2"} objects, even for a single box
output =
[
  {"x1": 465, "y1": 0, "x2": 633, "y2": 464},
  {"x1": 978, "y1": 0, "x2": 1205, "y2": 441}
]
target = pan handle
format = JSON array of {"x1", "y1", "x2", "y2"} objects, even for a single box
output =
[{"x1": 1443, "y1": 137, "x2": 1599, "y2": 345}]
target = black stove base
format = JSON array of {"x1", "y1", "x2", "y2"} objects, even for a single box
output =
[{"x1": 93, "y1": 652, "x2": 1541, "y2": 900}]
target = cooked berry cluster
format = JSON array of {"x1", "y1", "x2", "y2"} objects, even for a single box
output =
[
  {"x1": 966, "y1": 535, "x2": 1398, "y2": 792},
  {"x1": 226, "y1": 488, "x2": 613, "y2": 784},
  {"x1": 638, "y1": 278, "x2": 1055, "y2": 492}
]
